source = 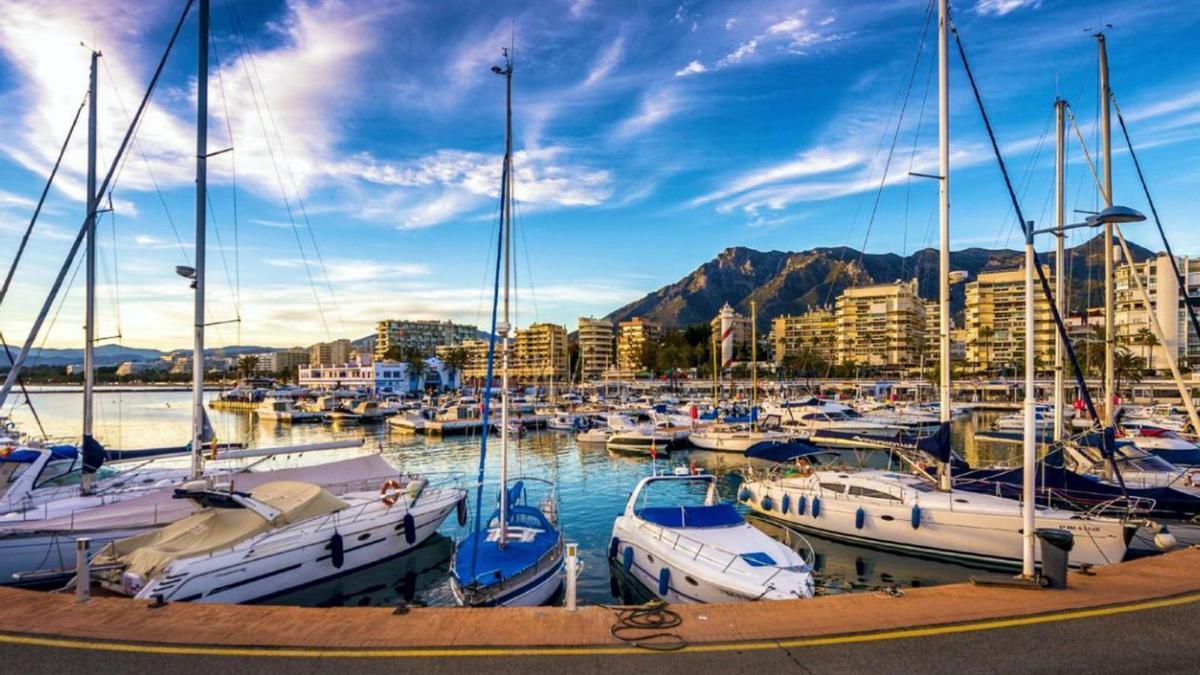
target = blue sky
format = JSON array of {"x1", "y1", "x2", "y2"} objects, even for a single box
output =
[{"x1": 1, "y1": 0, "x2": 1198, "y2": 350}]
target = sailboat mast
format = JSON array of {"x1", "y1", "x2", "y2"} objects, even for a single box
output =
[
  {"x1": 190, "y1": 0, "x2": 209, "y2": 479},
  {"x1": 1098, "y1": 33, "x2": 1115, "y2": 431},
  {"x1": 936, "y1": 0, "x2": 952, "y2": 491},
  {"x1": 83, "y1": 51, "x2": 99, "y2": 446},
  {"x1": 751, "y1": 301, "x2": 757, "y2": 431},
  {"x1": 1053, "y1": 98, "x2": 1066, "y2": 442},
  {"x1": 496, "y1": 51, "x2": 514, "y2": 546}
]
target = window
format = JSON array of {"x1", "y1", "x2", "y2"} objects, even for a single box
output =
[
  {"x1": 848, "y1": 485, "x2": 899, "y2": 501},
  {"x1": 819, "y1": 482, "x2": 846, "y2": 494}
]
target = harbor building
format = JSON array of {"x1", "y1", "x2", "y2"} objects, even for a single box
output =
[
  {"x1": 513, "y1": 323, "x2": 570, "y2": 382},
  {"x1": 965, "y1": 266, "x2": 1054, "y2": 375},
  {"x1": 114, "y1": 360, "x2": 169, "y2": 376},
  {"x1": 374, "y1": 319, "x2": 478, "y2": 359},
  {"x1": 298, "y1": 357, "x2": 459, "y2": 394},
  {"x1": 771, "y1": 308, "x2": 837, "y2": 367},
  {"x1": 436, "y1": 338, "x2": 490, "y2": 384},
  {"x1": 577, "y1": 317, "x2": 614, "y2": 380},
  {"x1": 258, "y1": 348, "x2": 309, "y2": 373},
  {"x1": 711, "y1": 303, "x2": 752, "y2": 367},
  {"x1": 309, "y1": 339, "x2": 352, "y2": 367},
  {"x1": 617, "y1": 317, "x2": 662, "y2": 373},
  {"x1": 834, "y1": 279, "x2": 926, "y2": 368},
  {"x1": 1115, "y1": 253, "x2": 1200, "y2": 370}
]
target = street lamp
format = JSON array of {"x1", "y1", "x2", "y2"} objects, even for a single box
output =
[{"x1": 1019, "y1": 204, "x2": 1145, "y2": 579}]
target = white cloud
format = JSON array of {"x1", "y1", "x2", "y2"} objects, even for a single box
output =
[
  {"x1": 716, "y1": 11, "x2": 845, "y2": 69},
  {"x1": 613, "y1": 88, "x2": 682, "y2": 139},
  {"x1": 333, "y1": 146, "x2": 612, "y2": 228},
  {"x1": 569, "y1": 0, "x2": 592, "y2": 19},
  {"x1": 584, "y1": 36, "x2": 625, "y2": 88},
  {"x1": 675, "y1": 60, "x2": 708, "y2": 77},
  {"x1": 975, "y1": 0, "x2": 1042, "y2": 16}
]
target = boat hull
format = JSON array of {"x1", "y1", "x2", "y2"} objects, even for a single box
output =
[{"x1": 740, "y1": 479, "x2": 1130, "y2": 569}]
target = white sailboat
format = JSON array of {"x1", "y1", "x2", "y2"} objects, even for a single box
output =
[{"x1": 449, "y1": 50, "x2": 564, "y2": 607}]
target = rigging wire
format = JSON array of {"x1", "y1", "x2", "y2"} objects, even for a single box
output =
[
  {"x1": 222, "y1": 1, "x2": 332, "y2": 341},
  {"x1": 0, "y1": 90, "x2": 88, "y2": 309},
  {"x1": 209, "y1": 26, "x2": 242, "y2": 344},
  {"x1": 99, "y1": 58, "x2": 191, "y2": 266},
  {"x1": 225, "y1": 0, "x2": 347, "y2": 339}
]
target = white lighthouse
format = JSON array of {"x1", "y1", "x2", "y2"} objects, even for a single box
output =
[{"x1": 718, "y1": 303, "x2": 735, "y2": 370}]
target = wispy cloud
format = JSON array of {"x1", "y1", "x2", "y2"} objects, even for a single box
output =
[
  {"x1": 974, "y1": 0, "x2": 1043, "y2": 17},
  {"x1": 674, "y1": 60, "x2": 707, "y2": 77},
  {"x1": 612, "y1": 88, "x2": 682, "y2": 139},
  {"x1": 584, "y1": 36, "x2": 625, "y2": 87}
]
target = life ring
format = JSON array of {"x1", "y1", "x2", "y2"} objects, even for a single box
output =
[{"x1": 380, "y1": 479, "x2": 402, "y2": 506}]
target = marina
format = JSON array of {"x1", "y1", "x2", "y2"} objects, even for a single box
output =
[{"x1": 1, "y1": 0, "x2": 1199, "y2": 671}]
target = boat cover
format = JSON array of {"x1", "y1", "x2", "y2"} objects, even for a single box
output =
[
  {"x1": 635, "y1": 503, "x2": 743, "y2": 528},
  {"x1": 453, "y1": 505, "x2": 559, "y2": 588},
  {"x1": 94, "y1": 481, "x2": 346, "y2": 579},
  {"x1": 744, "y1": 440, "x2": 826, "y2": 461},
  {"x1": 0, "y1": 453, "x2": 394, "y2": 535},
  {"x1": 0, "y1": 445, "x2": 77, "y2": 464}
]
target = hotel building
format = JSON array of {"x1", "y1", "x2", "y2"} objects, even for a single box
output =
[{"x1": 964, "y1": 266, "x2": 1055, "y2": 374}]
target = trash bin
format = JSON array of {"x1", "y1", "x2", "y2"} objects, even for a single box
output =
[{"x1": 1036, "y1": 528, "x2": 1074, "y2": 588}]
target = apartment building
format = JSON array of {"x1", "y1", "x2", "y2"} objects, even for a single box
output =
[
  {"x1": 834, "y1": 279, "x2": 926, "y2": 368},
  {"x1": 1115, "y1": 253, "x2": 1200, "y2": 370},
  {"x1": 374, "y1": 319, "x2": 478, "y2": 359},
  {"x1": 577, "y1": 317, "x2": 614, "y2": 379},
  {"x1": 616, "y1": 317, "x2": 662, "y2": 373},
  {"x1": 964, "y1": 266, "x2": 1055, "y2": 374},
  {"x1": 771, "y1": 308, "x2": 837, "y2": 366},
  {"x1": 308, "y1": 339, "x2": 352, "y2": 366}
]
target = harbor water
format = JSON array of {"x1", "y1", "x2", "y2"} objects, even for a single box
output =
[{"x1": 8, "y1": 388, "x2": 1027, "y2": 607}]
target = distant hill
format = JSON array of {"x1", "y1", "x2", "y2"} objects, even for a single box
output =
[
  {"x1": 0, "y1": 344, "x2": 274, "y2": 368},
  {"x1": 605, "y1": 234, "x2": 1156, "y2": 329}
]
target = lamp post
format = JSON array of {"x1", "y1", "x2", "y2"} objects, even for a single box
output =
[{"x1": 1022, "y1": 204, "x2": 1144, "y2": 579}]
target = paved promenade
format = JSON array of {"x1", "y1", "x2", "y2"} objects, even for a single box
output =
[{"x1": 0, "y1": 548, "x2": 1196, "y2": 672}]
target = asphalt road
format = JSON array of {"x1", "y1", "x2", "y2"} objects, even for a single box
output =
[{"x1": 2, "y1": 598, "x2": 1195, "y2": 675}]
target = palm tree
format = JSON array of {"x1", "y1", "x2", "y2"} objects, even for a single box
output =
[
  {"x1": 443, "y1": 347, "x2": 468, "y2": 390},
  {"x1": 1135, "y1": 327, "x2": 1159, "y2": 373},
  {"x1": 237, "y1": 354, "x2": 259, "y2": 379},
  {"x1": 403, "y1": 347, "x2": 427, "y2": 393},
  {"x1": 1114, "y1": 348, "x2": 1145, "y2": 394}
]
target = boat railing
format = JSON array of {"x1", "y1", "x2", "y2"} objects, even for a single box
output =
[
  {"x1": 1080, "y1": 494, "x2": 1156, "y2": 519},
  {"x1": 627, "y1": 515, "x2": 808, "y2": 590}
]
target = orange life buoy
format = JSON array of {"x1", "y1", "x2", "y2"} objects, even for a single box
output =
[{"x1": 380, "y1": 478, "x2": 402, "y2": 506}]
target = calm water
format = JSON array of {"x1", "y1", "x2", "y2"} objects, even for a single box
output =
[{"x1": 7, "y1": 389, "x2": 1022, "y2": 607}]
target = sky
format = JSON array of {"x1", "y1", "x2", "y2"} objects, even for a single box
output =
[{"x1": 0, "y1": 0, "x2": 1198, "y2": 351}]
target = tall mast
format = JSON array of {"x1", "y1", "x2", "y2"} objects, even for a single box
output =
[
  {"x1": 83, "y1": 51, "x2": 99, "y2": 448},
  {"x1": 1053, "y1": 98, "x2": 1066, "y2": 442},
  {"x1": 494, "y1": 50, "x2": 514, "y2": 547},
  {"x1": 190, "y1": 0, "x2": 210, "y2": 479},
  {"x1": 1098, "y1": 32, "x2": 1115, "y2": 433},
  {"x1": 751, "y1": 301, "x2": 757, "y2": 431},
  {"x1": 936, "y1": 0, "x2": 952, "y2": 491}
]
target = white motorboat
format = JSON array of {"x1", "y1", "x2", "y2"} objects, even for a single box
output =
[
  {"x1": 93, "y1": 477, "x2": 465, "y2": 604},
  {"x1": 547, "y1": 413, "x2": 587, "y2": 431},
  {"x1": 995, "y1": 405, "x2": 1055, "y2": 432},
  {"x1": 611, "y1": 474, "x2": 813, "y2": 603},
  {"x1": 739, "y1": 468, "x2": 1133, "y2": 569},
  {"x1": 576, "y1": 427, "x2": 613, "y2": 444},
  {"x1": 1119, "y1": 424, "x2": 1200, "y2": 467},
  {"x1": 0, "y1": 451, "x2": 397, "y2": 585},
  {"x1": 607, "y1": 423, "x2": 689, "y2": 455},
  {"x1": 687, "y1": 425, "x2": 793, "y2": 453},
  {"x1": 257, "y1": 396, "x2": 324, "y2": 423}
]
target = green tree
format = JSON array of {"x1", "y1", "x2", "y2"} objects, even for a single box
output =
[
  {"x1": 1134, "y1": 327, "x2": 1159, "y2": 373},
  {"x1": 442, "y1": 347, "x2": 468, "y2": 389},
  {"x1": 1114, "y1": 348, "x2": 1145, "y2": 393},
  {"x1": 383, "y1": 345, "x2": 406, "y2": 362},
  {"x1": 237, "y1": 354, "x2": 260, "y2": 379},
  {"x1": 403, "y1": 347, "x2": 427, "y2": 391}
]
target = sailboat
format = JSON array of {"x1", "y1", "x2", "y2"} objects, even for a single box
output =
[{"x1": 449, "y1": 49, "x2": 565, "y2": 607}]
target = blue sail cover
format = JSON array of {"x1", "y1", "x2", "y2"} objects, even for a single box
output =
[
  {"x1": 0, "y1": 445, "x2": 77, "y2": 464},
  {"x1": 744, "y1": 440, "x2": 827, "y2": 462},
  {"x1": 955, "y1": 448, "x2": 1200, "y2": 518},
  {"x1": 453, "y1": 505, "x2": 560, "y2": 590}
]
